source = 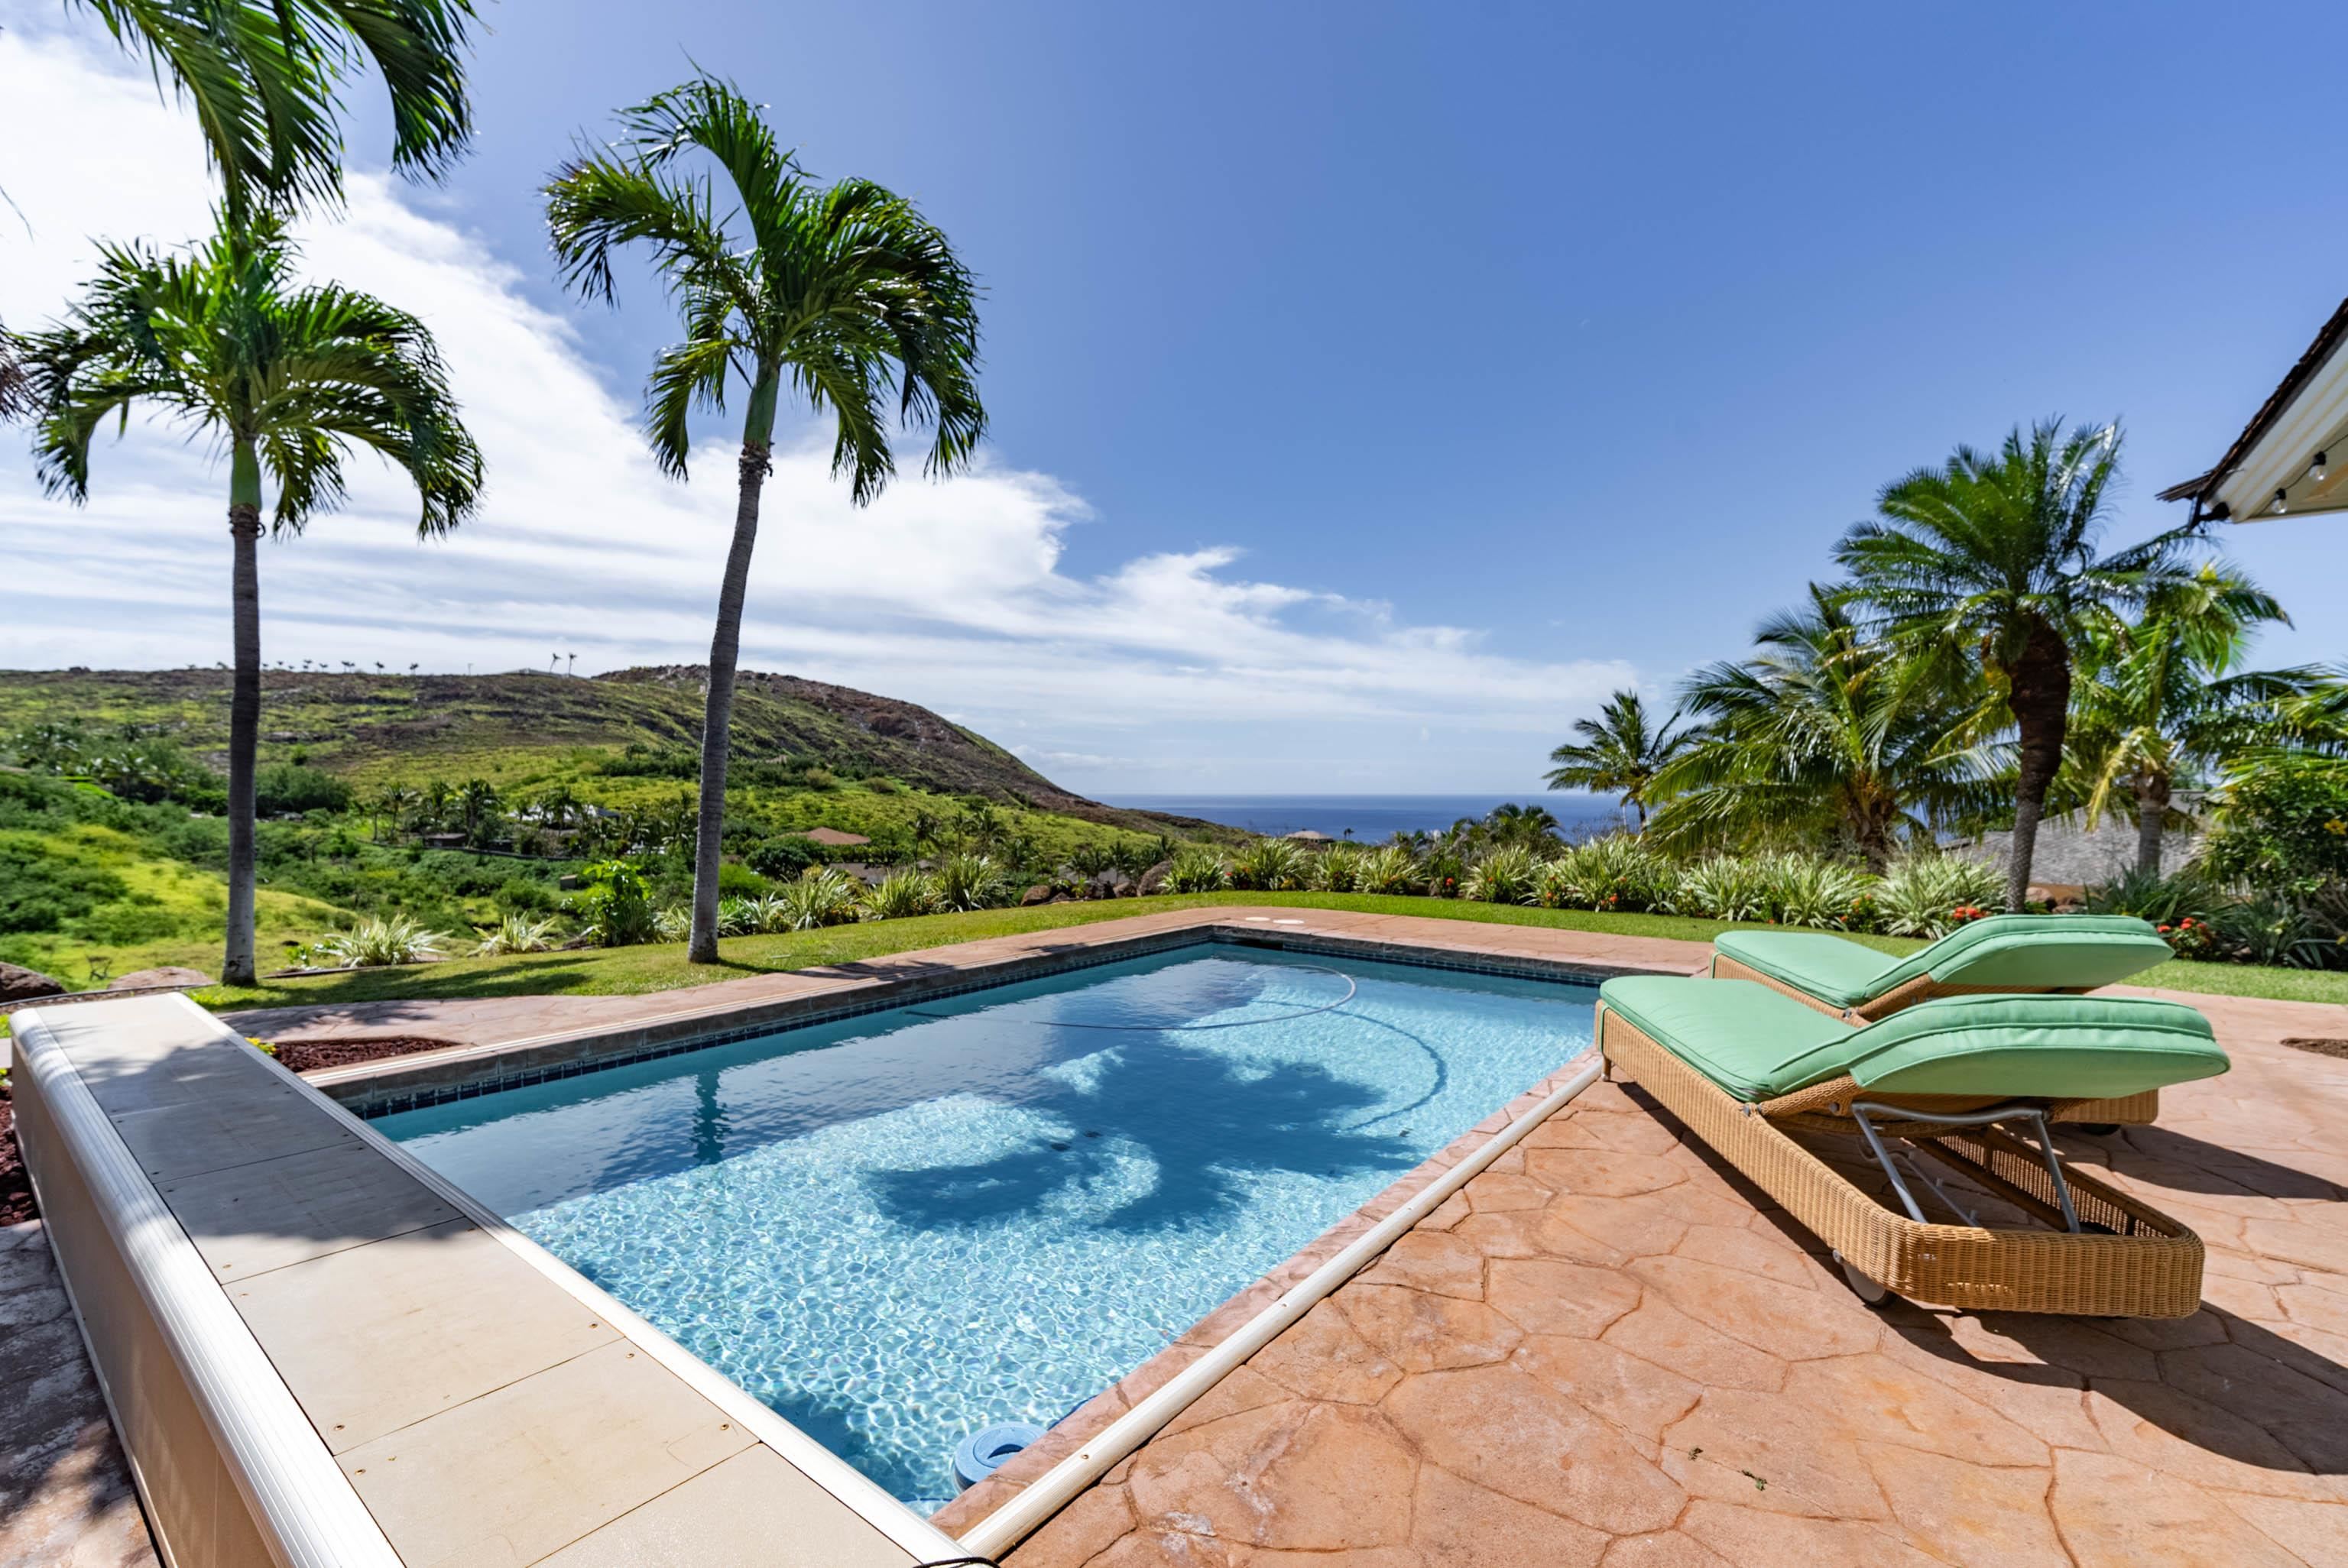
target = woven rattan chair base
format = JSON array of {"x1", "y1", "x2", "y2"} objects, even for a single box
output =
[
  {"x1": 1707, "y1": 953, "x2": 2158, "y2": 1128},
  {"x1": 1599, "y1": 1009, "x2": 2204, "y2": 1318}
]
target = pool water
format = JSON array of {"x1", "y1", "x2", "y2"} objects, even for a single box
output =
[{"x1": 378, "y1": 946, "x2": 1595, "y2": 1508}]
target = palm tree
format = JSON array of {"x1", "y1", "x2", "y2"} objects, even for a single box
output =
[
  {"x1": 2065, "y1": 565, "x2": 2310, "y2": 875},
  {"x1": 1834, "y1": 419, "x2": 2198, "y2": 909},
  {"x1": 1647, "y1": 588, "x2": 2003, "y2": 872},
  {"x1": 546, "y1": 76, "x2": 986, "y2": 964},
  {"x1": 1545, "y1": 690, "x2": 1687, "y2": 826},
  {"x1": 1484, "y1": 802, "x2": 1561, "y2": 849},
  {"x1": 26, "y1": 211, "x2": 480, "y2": 983},
  {"x1": 63, "y1": 0, "x2": 478, "y2": 217}
]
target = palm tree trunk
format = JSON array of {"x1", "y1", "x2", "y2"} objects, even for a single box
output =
[
  {"x1": 222, "y1": 442, "x2": 264, "y2": 987},
  {"x1": 2003, "y1": 620, "x2": 2073, "y2": 913},
  {"x1": 2134, "y1": 773, "x2": 2171, "y2": 879},
  {"x1": 689, "y1": 377, "x2": 781, "y2": 964}
]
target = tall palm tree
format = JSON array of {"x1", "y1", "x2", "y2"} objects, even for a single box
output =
[
  {"x1": 2065, "y1": 564, "x2": 2310, "y2": 875},
  {"x1": 1484, "y1": 801, "x2": 1561, "y2": 849},
  {"x1": 63, "y1": 0, "x2": 478, "y2": 216},
  {"x1": 1835, "y1": 419, "x2": 2197, "y2": 909},
  {"x1": 26, "y1": 211, "x2": 481, "y2": 983},
  {"x1": 1545, "y1": 690, "x2": 1688, "y2": 826},
  {"x1": 1647, "y1": 588, "x2": 2002, "y2": 871},
  {"x1": 546, "y1": 76, "x2": 986, "y2": 964}
]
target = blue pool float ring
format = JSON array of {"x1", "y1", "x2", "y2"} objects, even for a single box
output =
[{"x1": 952, "y1": 1421, "x2": 1046, "y2": 1492}]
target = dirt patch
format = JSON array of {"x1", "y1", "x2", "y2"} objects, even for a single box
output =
[
  {"x1": 271, "y1": 1035, "x2": 465, "y2": 1074},
  {"x1": 2282, "y1": 1037, "x2": 2348, "y2": 1061},
  {"x1": 1, "y1": 1090, "x2": 33, "y2": 1227}
]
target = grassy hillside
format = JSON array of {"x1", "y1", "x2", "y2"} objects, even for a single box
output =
[{"x1": 0, "y1": 666, "x2": 1231, "y2": 986}]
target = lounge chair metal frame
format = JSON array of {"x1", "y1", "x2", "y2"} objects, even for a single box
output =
[
  {"x1": 1709, "y1": 951, "x2": 2160, "y2": 1130},
  {"x1": 1598, "y1": 1006, "x2": 2205, "y2": 1317}
]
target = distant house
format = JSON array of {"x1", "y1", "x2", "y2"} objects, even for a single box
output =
[
  {"x1": 2160, "y1": 296, "x2": 2348, "y2": 523},
  {"x1": 794, "y1": 826, "x2": 871, "y2": 847},
  {"x1": 1957, "y1": 795, "x2": 2205, "y2": 899}
]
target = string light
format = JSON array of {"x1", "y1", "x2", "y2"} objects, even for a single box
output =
[
  {"x1": 2312, "y1": 451, "x2": 2330, "y2": 483},
  {"x1": 2270, "y1": 488, "x2": 2289, "y2": 516}
]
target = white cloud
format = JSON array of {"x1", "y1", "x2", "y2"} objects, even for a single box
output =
[{"x1": 0, "y1": 24, "x2": 1636, "y2": 791}]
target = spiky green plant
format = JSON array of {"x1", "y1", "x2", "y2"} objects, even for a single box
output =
[
  {"x1": 861, "y1": 870, "x2": 938, "y2": 922},
  {"x1": 1307, "y1": 843, "x2": 1365, "y2": 893},
  {"x1": 1228, "y1": 838, "x2": 1305, "y2": 892},
  {"x1": 1461, "y1": 844, "x2": 1542, "y2": 904},
  {"x1": 1162, "y1": 845, "x2": 1231, "y2": 894},
  {"x1": 314, "y1": 915, "x2": 447, "y2": 967},
  {"x1": 1756, "y1": 852, "x2": 1876, "y2": 930},
  {"x1": 935, "y1": 853, "x2": 1008, "y2": 913},
  {"x1": 1673, "y1": 857, "x2": 1773, "y2": 922},
  {"x1": 1354, "y1": 843, "x2": 1419, "y2": 895},
  {"x1": 474, "y1": 912, "x2": 559, "y2": 956},
  {"x1": 1875, "y1": 854, "x2": 2005, "y2": 938}
]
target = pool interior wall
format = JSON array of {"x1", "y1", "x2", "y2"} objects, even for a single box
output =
[{"x1": 378, "y1": 944, "x2": 1597, "y2": 1509}]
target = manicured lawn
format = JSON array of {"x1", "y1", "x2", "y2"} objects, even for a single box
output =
[{"x1": 191, "y1": 893, "x2": 2348, "y2": 1012}]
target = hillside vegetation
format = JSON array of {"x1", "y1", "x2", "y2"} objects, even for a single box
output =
[{"x1": 0, "y1": 666, "x2": 1223, "y2": 986}]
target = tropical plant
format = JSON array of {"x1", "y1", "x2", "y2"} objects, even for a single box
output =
[
  {"x1": 1757, "y1": 851, "x2": 1875, "y2": 930},
  {"x1": 1483, "y1": 802, "x2": 1562, "y2": 850},
  {"x1": 935, "y1": 852, "x2": 1009, "y2": 912},
  {"x1": 860, "y1": 869, "x2": 937, "y2": 921},
  {"x1": 1545, "y1": 690, "x2": 1688, "y2": 826},
  {"x1": 1874, "y1": 853, "x2": 2005, "y2": 938},
  {"x1": 1353, "y1": 843, "x2": 1419, "y2": 896},
  {"x1": 63, "y1": 0, "x2": 478, "y2": 217},
  {"x1": 1649, "y1": 588, "x2": 2000, "y2": 871},
  {"x1": 776, "y1": 866, "x2": 864, "y2": 928},
  {"x1": 1836, "y1": 419, "x2": 2200, "y2": 909},
  {"x1": 576, "y1": 859, "x2": 657, "y2": 948},
  {"x1": 1672, "y1": 856, "x2": 1773, "y2": 922},
  {"x1": 652, "y1": 903, "x2": 694, "y2": 943},
  {"x1": 2200, "y1": 768, "x2": 2348, "y2": 893},
  {"x1": 2064, "y1": 562, "x2": 2305, "y2": 875},
  {"x1": 1228, "y1": 837, "x2": 1306, "y2": 892},
  {"x1": 1162, "y1": 845, "x2": 1231, "y2": 894},
  {"x1": 2212, "y1": 893, "x2": 2338, "y2": 970},
  {"x1": 25, "y1": 211, "x2": 482, "y2": 984},
  {"x1": 1307, "y1": 843, "x2": 1365, "y2": 893},
  {"x1": 313, "y1": 914, "x2": 447, "y2": 967},
  {"x1": 1461, "y1": 844, "x2": 1542, "y2": 904},
  {"x1": 2082, "y1": 864, "x2": 2217, "y2": 928},
  {"x1": 475, "y1": 912, "x2": 560, "y2": 956},
  {"x1": 546, "y1": 76, "x2": 985, "y2": 964}
]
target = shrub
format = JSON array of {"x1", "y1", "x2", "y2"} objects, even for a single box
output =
[
  {"x1": 1354, "y1": 843, "x2": 1419, "y2": 895},
  {"x1": 1162, "y1": 845, "x2": 1231, "y2": 893},
  {"x1": 2213, "y1": 893, "x2": 2340, "y2": 969},
  {"x1": 1553, "y1": 834, "x2": 1675, "y2": 912},
  {"x1": 2084, "y1": 865, "x2": 2217, "y2": 927},
  {"x1": 780, "y1": 866, "x2": 864, "y2": 928},
  {"x1": 1674, "y1": 856, "x2": 1772, "y2": 922},
  {"x1": 748, "y1": 836, "x2": 820, "y2": 879},
  {"x1": 1876, "y1": 854, "x2": 2005, "y2": 938},
  {"x1": 652, "y1": 904, "x2": 693, "y2": 943},
  {"x1": 475, "y1": 912, "x2": 560, "y2": 955},
  {"x1": 716, "y1": 860, "x2": 767, "y2": 898},
  {"x1": 1461, "y1": 844, "x2": 1541, "y2": 904},
  {"x1": 1757, "y1": 852, "x2": 1874, "y2": 930},
  {"x1": 255, "y1": 763, "x2": 352, "y2": 816},
  {"x1": 1307, "y1": 843, "x2": 1364, "y2": 893},
  {"x1": 800, "y1": 766, "x2": 840, "y2": 791},
  {"x1": 313, "y1": 915, "x2": 447, "y2": 967},
  {"x1": 0, "y1": 837, "x2": 130, "y2": 934},
  {"x1": 576, "y1": 859, "x2": 657, "y2": 947},
  {"x1": 935, "y1": 853, "x2": 1009, "y2": 912},
  {"x1": 1228, "y1": 838, "x2": 1305, "y2": 892},
  {"x1": 2200, "y1": 770, "x2": 2348, "y2": 893},
  {"x1": 861, "y1": 870, "x2": 938, "y2": 921}
]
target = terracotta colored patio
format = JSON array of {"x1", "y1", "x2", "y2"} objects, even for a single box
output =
[{"x1": 10, "y1": 907, "x2": 2347, "y2": 1565}]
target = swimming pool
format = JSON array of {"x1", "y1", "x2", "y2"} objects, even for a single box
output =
[{"x1": 378, "y1": 944, "x2": 1595, "y2": 1508}]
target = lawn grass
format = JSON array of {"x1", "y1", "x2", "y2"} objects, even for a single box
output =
[{"x1": 193, "y1": 893, "x2": 2348, "y2": 1013}]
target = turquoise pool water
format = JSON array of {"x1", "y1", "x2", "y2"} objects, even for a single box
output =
[{"x1": 378, "y1": 945, "x2": 1594, "y2": 1508}]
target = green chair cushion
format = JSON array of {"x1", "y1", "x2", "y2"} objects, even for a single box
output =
[
  {"x1": 1714, "y1": 914, "x2": 2171, "y2": 1009},
  {"x1": 1600, "y1": 978, "x2": 2229, "y2": 1104},
  {"x1": 1712, "y1": 931, "x2": 1894, "y2": 1007}
]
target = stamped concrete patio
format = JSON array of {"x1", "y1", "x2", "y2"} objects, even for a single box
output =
[{"x1": 10, "y1": 908, "x2": 2346, "y2": 1565}]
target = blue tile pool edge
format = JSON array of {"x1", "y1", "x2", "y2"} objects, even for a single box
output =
[{"x1": 324, "y1": 922, "x2": 1653, "y2": 1120}]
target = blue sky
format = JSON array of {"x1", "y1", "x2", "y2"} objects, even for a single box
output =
[{"x1": 2, "y1": 2, "x2": 2342, "y2": 793}]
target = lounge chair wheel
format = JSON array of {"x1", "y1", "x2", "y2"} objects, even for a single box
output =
[
  {"x1": 1835, "y1": 1252, "x2": 1892, "y2": 1307},
  {"x1": 2075, "y1": 1123, "x2": 2120, "y2": 1136}
]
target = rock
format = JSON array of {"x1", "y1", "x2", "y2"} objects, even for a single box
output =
[
  {"x1": 0, "y1": 963, "x2": 65, "y2": 1003},
  {"x1": 108, "y1": 967, "x2": 212, "y2": 992},
  {"x1": 1021, "y1": 884, "x2": 1056, "y2": 906},
  {"x1": 1138, "y1": 859, "x2": 1172, "y2": 896}
]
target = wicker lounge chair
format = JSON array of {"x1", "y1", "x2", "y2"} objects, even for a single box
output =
[
  {"x1": 1711, "y1": 915, "x2": 2177, "y2": 1131},
  {"x1": 1595, "y1": 977, "x2": 2228, "y2": 1316}
]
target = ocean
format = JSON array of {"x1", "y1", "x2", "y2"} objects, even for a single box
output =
[{"x1": 1101, "y1": 792, "x2": 1633, "y2": 842}]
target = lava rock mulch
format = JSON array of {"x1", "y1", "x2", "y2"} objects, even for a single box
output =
[{"x1": 0, "y1": 1091, "x2": 31, "y2": 1226}]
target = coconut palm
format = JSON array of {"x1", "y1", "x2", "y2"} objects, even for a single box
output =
[
  {"x1": 1647, "y1": 587, "x2": 2002, "y2": 872},
  {"x1": 546, "y1": 76, "x2": 986, "y2": 964},
  {"x1": 1545, "y1": 690, "x2": 1687, "y2": 826},
  {"x1": 1484, "y1": 802, "x2": 1562, "y2": 849},
  {"x1": 1834, "y1": 419, "x2": 2199, "y2": 909},
  {"x1": 63, "y1": 0, "x2": 478, "y2": 216},
  {"x1": 25, "y1": 210, "x2": 481, "y2": 984},
  {"x1": 2065, "y1": 564, "x2": 2311, "y2": 875}
]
